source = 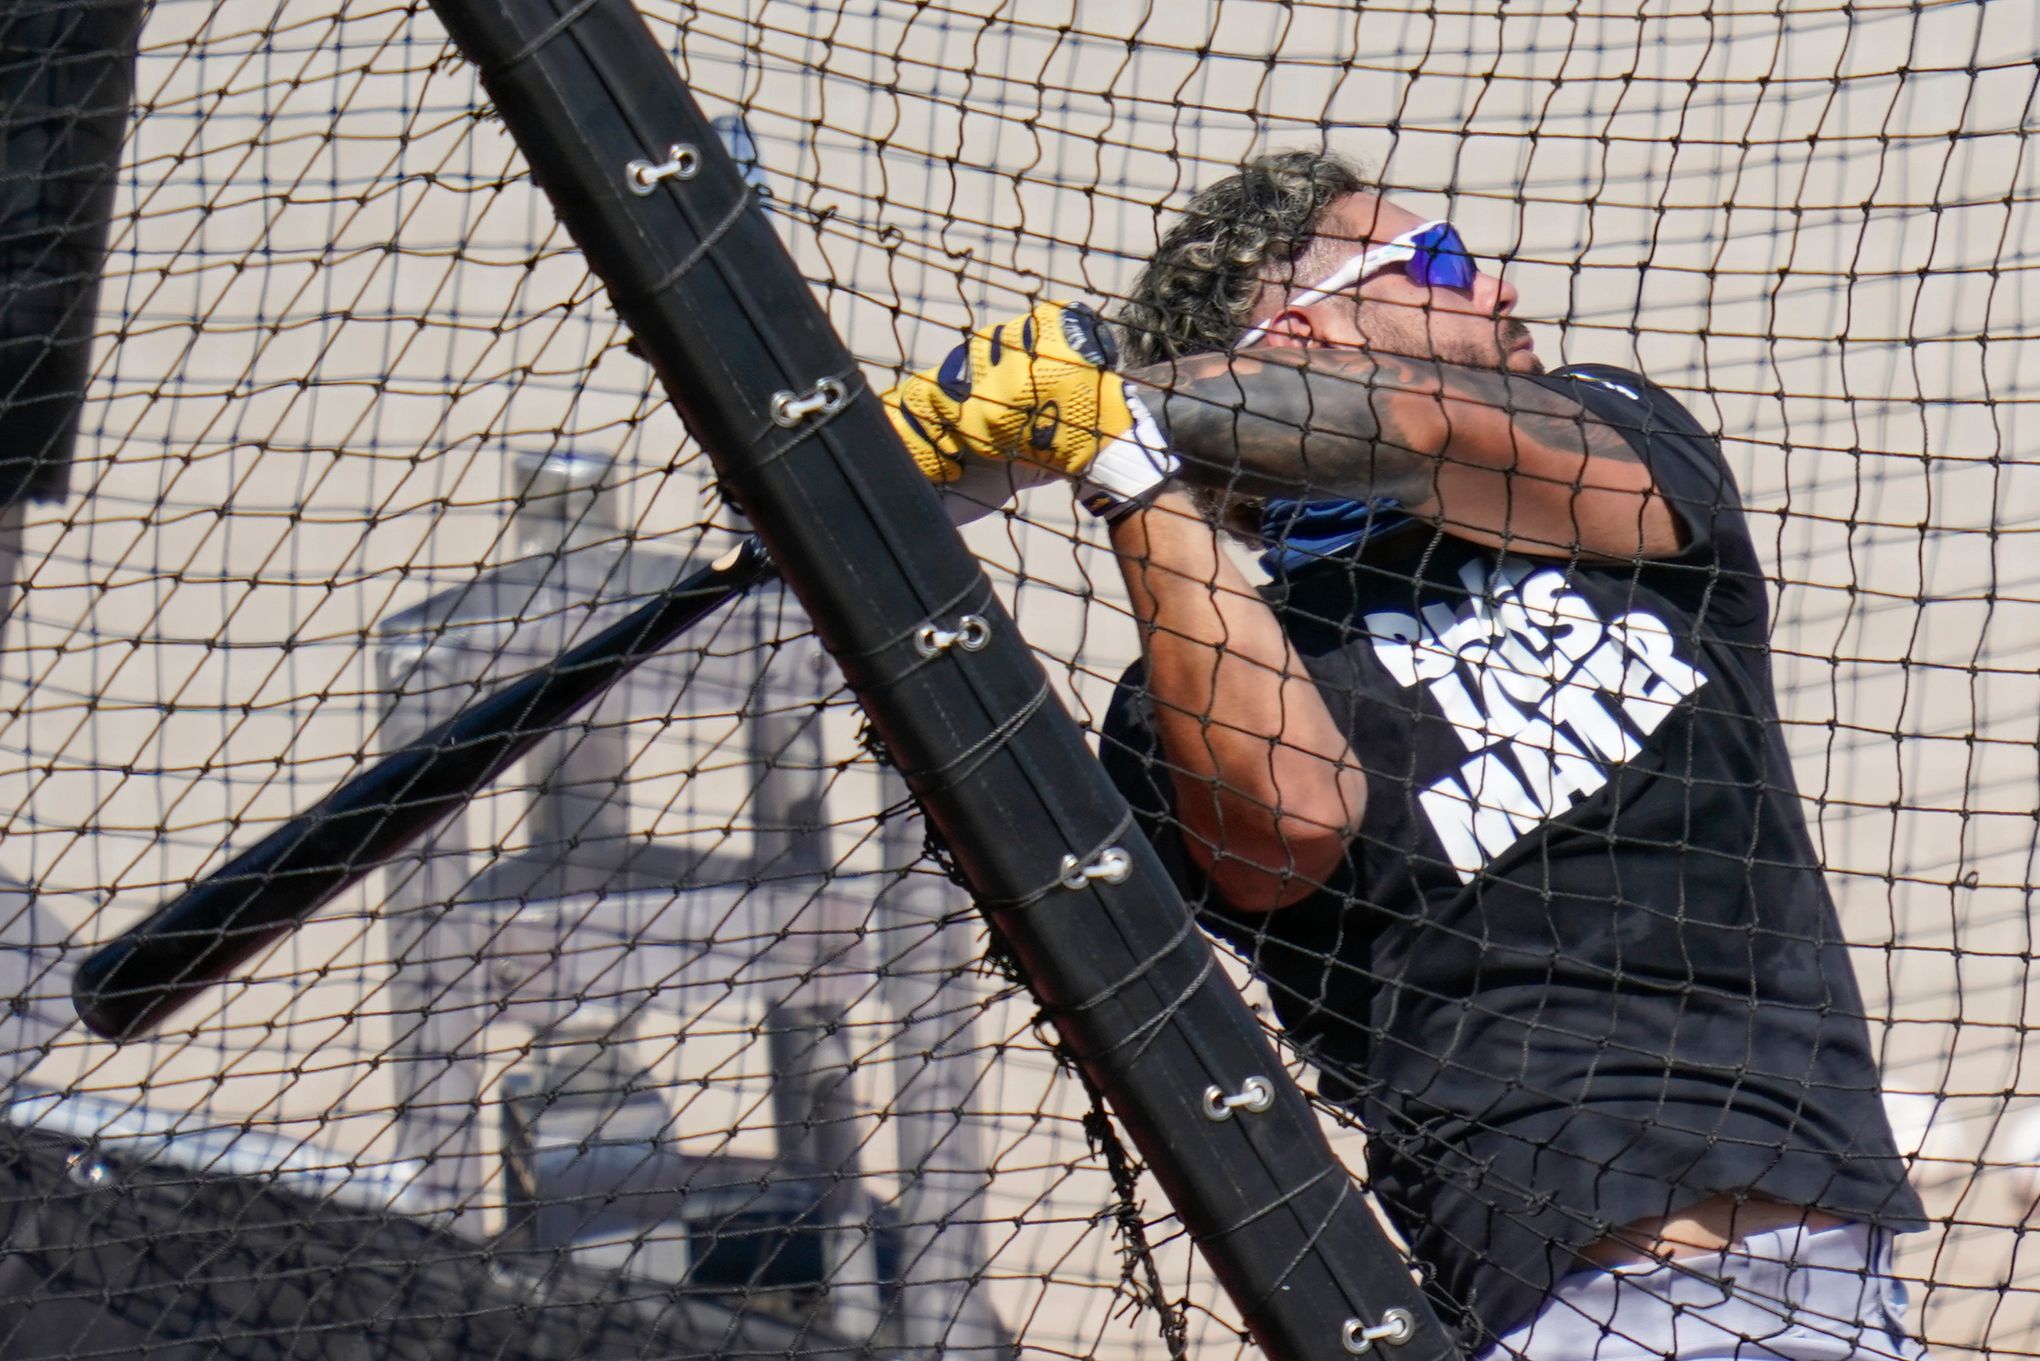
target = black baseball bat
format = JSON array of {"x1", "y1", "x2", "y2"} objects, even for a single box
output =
[{"x1": 71, "y1": 537, "x2": 772, "y2": 1041}]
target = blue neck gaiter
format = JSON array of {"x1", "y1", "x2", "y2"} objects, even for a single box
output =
[{"x1": 1257, "y1": 497, "x2": 1407, "y2": 576}]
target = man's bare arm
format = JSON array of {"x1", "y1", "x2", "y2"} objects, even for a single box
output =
[
  {"x1": 1111, "y1": 490, "x2": 1366, "y2": 913},
  {"x1": 1129, "y1": 348, "x2": 1683, "y2": 560}
]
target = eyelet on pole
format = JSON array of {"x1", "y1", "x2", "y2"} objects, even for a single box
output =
[
  {"x1": 769, "y1": 376, "x2": 850, "y2": 428},
  {"x1": 626, "y1": 143, "x2": 699, "y2": 195},
  {"x1": 1200, "y1": 1075, "x2": 1274, "y2": 1121},
  {"x1": 65, "y1": 1146, "x2": 111, "y2": 1188},
  {"x1": 913, "y1": 613, "x2": 991, "y2": 658},
  {"x1": 1058, "y1": 846, "x2": 1131, "y2": 890},
  {"x1": 1341, "y1": 1308, "x2": 1417, "y2": 1354}
]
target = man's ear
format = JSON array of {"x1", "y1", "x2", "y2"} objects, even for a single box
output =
[{"x1": 1254, "y1": 308, "x2": 1315, "y2": 348}]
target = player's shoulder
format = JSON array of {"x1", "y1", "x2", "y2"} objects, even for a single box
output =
[
  {"x1": 1545, "y1": 363, "x2": 1716, "y2": 441},
  {"x1": 1546, "y1": 363, "x2": 1755, "y2": 568},
  {"x1": 1551, "y1": 362, "x2": 1655, "y2": 400}
]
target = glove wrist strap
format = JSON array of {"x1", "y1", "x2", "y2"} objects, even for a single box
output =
[{"x1": 1077, "y1": 389, "x2": 1176, "y2": 519}]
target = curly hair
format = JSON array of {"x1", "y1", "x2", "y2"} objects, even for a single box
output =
[{"x1": 1115, "y1": 149, "x2": 1374, "y2": 368}]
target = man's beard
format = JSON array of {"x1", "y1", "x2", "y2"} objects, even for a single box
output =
[
  {"x1": 1367, "y1": 310, "x2": 1544, "y2": 373},
  {"x1": 1495, "y1": 318, "x2": 1543, "y2": 373},
  {"x1": 1425, "y1": 316, "x2": 1540, "y2": 373}
]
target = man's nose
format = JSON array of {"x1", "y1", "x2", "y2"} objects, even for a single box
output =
[
  {"x1": 1429, "y1": 268, "x2": 1516, "y2": 317},
  {"x1": 1484, "y1": 270, "x2": 1519, "y2": 317}
]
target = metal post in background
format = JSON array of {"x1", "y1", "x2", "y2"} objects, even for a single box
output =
[
  {"x1": 748, "y1": 624, "x2": 886, "y2": 1340},
  {"x1": 375, "y1": 630, "x2": 493, "y2": 1214},
  {"x1": 876, "y1": 772, "x2": 1008, "y2": 1361},
  {"x1": 513, "y1": 450, "x2": 635, "y2": 867},
  {"x1": 373, "y1": 446, "x2": 634, "y2": 1216}
]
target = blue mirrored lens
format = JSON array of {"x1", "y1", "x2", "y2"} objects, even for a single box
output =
[{"x1": 1405, "y1": 224, "x2": 1477, "y2": 289}]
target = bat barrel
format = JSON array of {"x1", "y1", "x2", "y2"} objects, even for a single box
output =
[
  {"x1": 72, "y1": 540, "x2": 769, "y2": 1040},
  {"x1": 71, "y1": 798, "x2": 450, "y2": 1040}
]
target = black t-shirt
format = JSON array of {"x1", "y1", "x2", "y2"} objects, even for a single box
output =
[{"x1": 1098, "y1": 364, "x2": 1927, "y2": 1349}]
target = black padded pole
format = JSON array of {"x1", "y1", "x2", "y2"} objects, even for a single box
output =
[{"x1": 417, "y1": 4, "x2": 1459, "y2": 1358}]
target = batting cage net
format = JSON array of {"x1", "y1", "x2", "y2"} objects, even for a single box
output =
[{"x1": 2, "y1": 1, "x2": 2033, "y2": 1358}]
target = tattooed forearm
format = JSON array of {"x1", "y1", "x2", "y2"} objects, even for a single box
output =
[
  {"x1": 1127, "y1": 348, "x2": 1442, "y2": 505},
  {"x1": 1493, "y1": 378, "x2": 1646, "y2": 468},
  {"x1": 1127, "y1": 348, "x2": 1644, "y2": 507}
]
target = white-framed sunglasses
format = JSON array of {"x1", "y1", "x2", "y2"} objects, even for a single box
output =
[{"x1": 1233, "y1": 219, "x2": 1479, "y2": 348}]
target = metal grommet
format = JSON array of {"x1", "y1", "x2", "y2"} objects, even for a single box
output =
[
  {"x1": 1058, "y1": 846, "x2": 1132, "y2": 890},
  {"x1": 1342, "y1": 1308, "x2": 1417, "y2": 1354},
  {"x1": 1201, "y1": 1075, "x2": 1274, "y2": 1121},
  {"x1": 65, "y1": 1147, "x2": 111, "y2": 1189},
  {"x1": 769, "y1": 376, "x2": 850, "y2": 428},
  {"x1": 913, "y1": 613, "x2": 991, "y2": 658},
  {"x1": 626, "y1": 143, "x2": 700, "y2": 195}
]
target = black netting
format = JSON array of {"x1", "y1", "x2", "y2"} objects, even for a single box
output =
[{"x1": 2, "y1": 2, "x2": 2033, "y2": 1358}]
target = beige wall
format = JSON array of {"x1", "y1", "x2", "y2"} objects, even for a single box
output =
[{"x1": 11, "y1": 0, "x2": 2038, "y2": 1356}]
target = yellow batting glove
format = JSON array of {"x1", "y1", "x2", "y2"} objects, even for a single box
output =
[{"x1": 881, "y1": 301, "x2": 1175, "y2": 517}]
